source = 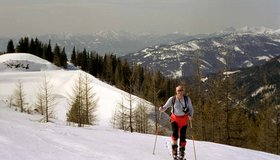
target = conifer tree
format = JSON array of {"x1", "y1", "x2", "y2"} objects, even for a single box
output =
[
  {"x1": 141, "y1": 70, "x2": 153, "y2": 101},
  {"x1": 126, "y1": 83, "x2": 135, "y2": 133},
  {"x1": 67, "y1": 72, "x2": 98, "y2": 126},
  {"x1": 87, "y1": 51, "x2": 98, "y2": 76},
  {"x1": 53, "y1": 44, "x2": 61, "y2": 67},
  {"x1": 83, "y1": 73, "x2": 98, "y2": 124},
  {"x1": 16, "y1": 37, "x2": 29, "y2": 53},
  {"x1": 112, "y1": 98, "x2": 129, "y2": 130},
  {"x1": 13, "y1": 80, "x2": 25, "y2": 112},
  {"x1": 110, "y1": 54, "x2": 118, "y2": 85},
  {"x1": 133, "y1": 101, "x2": 150, "y2": 133},
  {"x1": 193, "y1": 49, "x2": 207, "y2": 140},
  {"x1": 114, "y1": 61, "x2": 124, "y2": 89},
  {"x1": 34, "y1": 38, "x2": 43, "y2": 58},
  {"x1": 29, "y1": 38, "x2": 36, "y2": 55},
  {"x1": 103, "y1": 54, "x2": 113, "y2": 83},
  {"x1": 35, "y1": 74, "x2": 56, "y2": 122},
  {"x1": 44, "y1": 40, "x2": 53, "y2": 62},
  {"x1": 42, "y1": 44, "x2": 47, "y2": 60},
  {"x1": 7, "y1": 40, "x2": 15, "y2": 53},
  {"x1": 122, "y1": 59, "x2": 132, "y2": 92},
  {"x1": 131, "y1": 64, "x2": 144, "y2": 96},
  {"x1": 68, "y1": 72, "x2": 84, "y2": 127},
  {"x1": 70, "y1": 47, "x2": 77, "y2": 65},
  {"x1": 151, "y1": 73, "x2": 162, "y2": 134},
  {"x1": 81, "y1": 48, "x2": 88, "y2": 71},
  {"x1": 60, "y1": 47, "x2": 67, "y2": 69}
]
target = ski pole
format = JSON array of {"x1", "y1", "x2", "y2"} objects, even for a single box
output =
[
  {"x1": 153, "y1": 111, "x2": 162, "y2": 155},
  {"x1": 190, "y1": 120, "x2": 197, "y2": 160}
]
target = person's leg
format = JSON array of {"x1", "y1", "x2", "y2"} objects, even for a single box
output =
[
  {"x1": 171, "y1": 122, "x2": 179, "y2": 158},
  {"x1": 179, "y1": 125, "x2": 187, "y2": 159}
]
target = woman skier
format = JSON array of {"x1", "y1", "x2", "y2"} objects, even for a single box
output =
[{"x1": 159, "y1": 84, "x2": 194, "y2": 160}]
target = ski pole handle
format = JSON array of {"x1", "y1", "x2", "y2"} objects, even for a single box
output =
[{"x1": 190, "y1": 119, "x2": 193, "y2": 129}]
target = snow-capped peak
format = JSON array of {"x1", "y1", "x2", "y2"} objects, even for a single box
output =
[
  {"x1": 237, "y1": 26, "x2": 274, "y2": 34},
  {"x1": 219, "y1": 26, "x2": 278, "y2": 35}
]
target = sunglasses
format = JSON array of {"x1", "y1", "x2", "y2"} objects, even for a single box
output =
[{"x1": 177, "y1": 89, "x2": 183, "y2": 92}]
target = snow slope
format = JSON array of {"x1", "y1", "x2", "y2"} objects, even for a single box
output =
[
  {"x1": 0, "y1": 53, "x2": 148, "y2": 126},
  {"x1": 0, "y1": 53, "x2": 279, "y2": 160},
  {"x1": 1, "y1": 102, "x2": 279, "y2": 160}
]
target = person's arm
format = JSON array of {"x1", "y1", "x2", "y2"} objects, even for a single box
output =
[
  {"x1": 187, "y1": 97, "x2": 194, "y2": 118},
  {"x1": 159, "y1": 97, "x2": 173, "y2": 112}
]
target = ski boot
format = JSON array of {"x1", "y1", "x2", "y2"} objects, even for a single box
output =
[
  {"x1": 172, "y1": 144, "x2": 178, "y2": 160},
  {"x1": 178, "y1": 146, "x2": 185, "y2": 160}
]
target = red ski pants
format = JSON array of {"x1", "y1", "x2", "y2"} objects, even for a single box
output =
[{"x1": 170, "y1": 114, "x2": 188, "y2": 147}]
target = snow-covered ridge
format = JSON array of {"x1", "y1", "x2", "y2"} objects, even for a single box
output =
[
  {"x1": 0, "y1": 53, "x2": 59, "y2": 71},
  {"x1": 219, "y1": 26, "x2": 279, "y2": 35}
]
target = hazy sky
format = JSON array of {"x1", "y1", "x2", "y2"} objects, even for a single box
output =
[{"x1": 0, "y1": 0, "x2": 279, "y2": 37}]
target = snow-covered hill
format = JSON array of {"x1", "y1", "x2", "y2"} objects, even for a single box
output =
[
  {"x1": 0, "y1": 53, "x2": 148, "y2": 126},
  {"x1": 0, "y1": 53, "x2": 279, "y2": 160},
  {"x1": 0, "y1": 53, "x2": 59, "y2": 71}
]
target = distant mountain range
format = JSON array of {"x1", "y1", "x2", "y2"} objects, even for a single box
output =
[
  {"x1": 0, "y1": 27, "x2": 279, "y2": 78},
  {"x1": 1, "y1": 27, "x2": 278, "y2": 57},
  {"x1": 121, "y1": 27, "x2": 280, "y2": 77},
  {"x1": 0, "y1": 31, "x2": 198, "y2": 56}
]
